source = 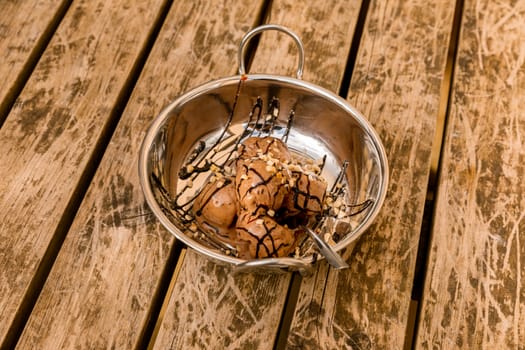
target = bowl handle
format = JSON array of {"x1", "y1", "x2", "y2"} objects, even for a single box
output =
[
  {"x1": 233, "y1": 257, "x2": 313, "y2": 275},
  {"x1": 238, "y1": 24, "x2": 305, "y2": 79}
]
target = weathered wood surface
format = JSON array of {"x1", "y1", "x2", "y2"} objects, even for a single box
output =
[
  {"x1": 15, "y1": 1, "x2": 266, "y2": 349},
  {"x1": 151, "y1": 1, "x2": 363, "y2": 349},
  {"x1": 286, "y1": 0, "x2": 457, "y2": 348},
  {"x1": 416, "y1": 0, "x2": 525, "y2": 348},
  {"x1": 0, "y1": 0, "x2": 69, "y2": 122},
  {"x1": 153, "y1": 249, "x2": 292, "y2": 350},
  {"x1": 0, "y1": 0, "x2": 168, "y2": 347},
  {"x1": 4, "y1": 1, "x2": 521, "y2": 349}
]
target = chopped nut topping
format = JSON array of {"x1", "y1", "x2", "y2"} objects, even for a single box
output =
[
  {"x1": 189, "y1": 135, "x2": 345, "y2": 260},
  {"x1": 266, "y1": 165, "x2": 277, "y2": 173}
]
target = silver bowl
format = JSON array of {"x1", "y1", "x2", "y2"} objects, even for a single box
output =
[{"x1": 138, "y1": 25, "x2": 388, "y2": 273}]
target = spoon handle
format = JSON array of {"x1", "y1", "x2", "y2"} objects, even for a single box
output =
[{"x1": 304, "y1": 227, "x2": 349, "y2": 269}]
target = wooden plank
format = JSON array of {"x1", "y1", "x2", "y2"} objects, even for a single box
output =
[
  {"x1": 153, "y1": 248, "x2": 293, "y2": 349},
  {"x1": 150, "y1": 1, "x2": 363, "y2": 349},
  {"x1": 14, "y1": 1, "x2": 265, "y2": 349},
  {"x1": 286, "y1": 0, "x2": 457, "y2": 348},
  {"x1": 0, "y1": 0, "x2": 168, "y2": 347},
  {"x1": 0, "y1": 0, "x2": 69, "y2": 123},
  {"x1": 416, "y1": 0, "x2": 525, "y2": 348}
]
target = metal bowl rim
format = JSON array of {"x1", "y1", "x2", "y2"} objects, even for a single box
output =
[{"x1": 138, "y1": 73, "x2": 389, "y2": 266}]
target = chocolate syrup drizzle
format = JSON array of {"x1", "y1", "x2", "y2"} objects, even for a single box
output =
[{"x1": 152, "y1": 76, "x2": 373, "y2": 257}]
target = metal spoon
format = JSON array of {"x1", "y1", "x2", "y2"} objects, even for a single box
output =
[
  {"x1": 303, "y1": 226, "x2": 349, "y2": 269},
  {"x1": 234, "y1": 227, "x2": 349, "y2": 273}
]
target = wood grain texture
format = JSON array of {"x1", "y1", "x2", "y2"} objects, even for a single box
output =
[
  {"x1": 0, "y1": 0, "x2": 69, "y2": 122},
  {"x1": 15, "y1": 1, "x2": 265, "y2": 349},
  {"x1": 151, "y1": 1, "x2": 363, "y2": 349},
  {"x1": 0, "y1": 0, "x2": 167, "y2": 346},
  {"x1": 286, "y1": 0, "x2": 456, "y2": 348},
  {"x1": 416, "y1": 0, "x2": 525, "y2": 348},
  {"x1": 152, "y1": 249, "x2": 291, "y2": 349}
]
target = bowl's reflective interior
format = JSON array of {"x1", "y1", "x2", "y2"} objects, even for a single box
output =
[{"x1": 144, "y1": 76, "x2": 387, "y2": 264}]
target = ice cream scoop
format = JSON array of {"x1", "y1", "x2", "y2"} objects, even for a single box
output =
[
  {"x1": 237, "y1": 136, "x2": 291, "y2": 164},
  {"x1": 284, "y1": 171, "x2": 327, "y2": 217},
  {"x1": 193, "y1": 177, "x2": 238, "y2": 246},
  {"x1": 235, "y1": 158, "x2": 291, "y2": 214},
  {"x1": 235, "y1": 211, "x2": 299, "y2": 259}
]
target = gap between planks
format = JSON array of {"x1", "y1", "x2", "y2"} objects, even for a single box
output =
[
  {"x1": 0, "y1": 0, "x2": 72, "y2": 129},
  {"x1": 1, "y1": 1, "x2": 175, "y2": 348},
  {"x1": 403, "y1": 0, "x2": 465, "y2": 349},
  {"x1": 147, "y1": 248, "x2": 188, "y2": 350},
  {"x1": 337, "y1": 0, "x2": 372, "y2": 98},
  {"x1": 138, "y1": 239, "x2": 187, "y2": 349}
]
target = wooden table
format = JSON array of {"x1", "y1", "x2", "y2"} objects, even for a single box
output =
[{"x1": 1, "y1": 0, "x2": 523, "y2": 349}]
